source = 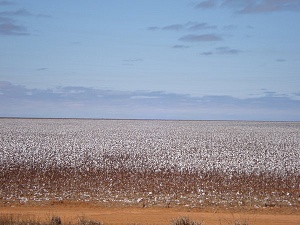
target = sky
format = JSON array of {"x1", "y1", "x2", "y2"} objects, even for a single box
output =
[{"x1": 0, "y1": 0, "x2": 300, "y2": 120}]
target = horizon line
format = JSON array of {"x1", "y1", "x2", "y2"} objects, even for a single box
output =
[{"x1": 1, "y1": 116, "x2": 299, "y2": 123}]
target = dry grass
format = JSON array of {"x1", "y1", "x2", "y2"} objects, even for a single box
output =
[
  {"x1": 0, "y1": 215, "x2": 208, "y2": 225},
  {"x1": 0, "y1": 215, "x2": 252, "y2": 225},
  {"x1": 0, "y1": 214, "x2": 46, "y2": 225},
  {"x1": 0, "y1": 215, "x2": 103, "y2": 225},
  {"x1": 170, "y1": 217, "x2": 203, "y2": 225}
]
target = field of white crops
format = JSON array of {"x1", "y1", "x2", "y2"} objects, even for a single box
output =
[{"x1": 0, "y1": 118, "x2": 299, "y2": 208}]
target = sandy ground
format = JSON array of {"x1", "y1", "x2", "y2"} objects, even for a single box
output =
[{"x1": 0, "y1": 202, "x2": 299, "y2": 225}]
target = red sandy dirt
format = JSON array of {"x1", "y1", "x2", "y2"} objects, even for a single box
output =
[{"x1": 0, "y1": 202, "x2": 299, "y2": 225}]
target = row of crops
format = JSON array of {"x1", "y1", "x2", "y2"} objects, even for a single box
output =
[{"x1": 0, "y1": 118, "x2": 299, "y2": 207}]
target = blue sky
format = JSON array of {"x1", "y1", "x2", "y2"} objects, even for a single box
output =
[{"x1": 0, "y1": 0, "x2": 300, "y2": 120}]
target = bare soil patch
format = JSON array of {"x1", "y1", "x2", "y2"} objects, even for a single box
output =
[{"x1": 0, "y1": 202, "x2": 299, "y2": 225}]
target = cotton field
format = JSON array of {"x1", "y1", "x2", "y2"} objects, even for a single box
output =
[{"x1": 0, "y1": 118, "x2": 299, "y2": 208}]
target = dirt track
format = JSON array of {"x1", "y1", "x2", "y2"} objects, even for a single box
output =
[{"x1": 0, "y1": 203, "x2": 299, "y2": 225}]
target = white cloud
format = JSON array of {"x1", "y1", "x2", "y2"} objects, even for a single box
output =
[
  {"x1": 195, "y1": 0, "x2": 300, "y2": 13},
  {"x1": 0, "y1": 81, "x2": 299, "y2": 121},
  {"x1": 179, "y1": 34, "x2": 222, "y2": 42}
]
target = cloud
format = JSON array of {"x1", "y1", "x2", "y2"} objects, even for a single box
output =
[
  {"x1": 179, "y1": 34, "x2": 222, "y2": 42},
  {"x1": 0, "y1": 8, "x2": 50, "y2": 18},
  {"x1": 147, "y1": 26, "x2": 160, "y2": 31},
  {"x1": 172, "y1": 45, "x2": 189, "y2": 49},
  {"x1": 0, "y1": 1, "x2": 14, "y2": 6},
  {"x1": 148, "y1": 21, "x2": 217, "y2": 32},
  {"x1": 162, "y1": 24, "x2": 185, "y2": 31},
  {"x1": 236, "y1": 0, "x2": 300, "y2": 14},
  {"x1": 0, "y1": 7, "x2": 50, "y2": 36},
  {"x1": 130, "y1": 95, "x2": 161, "y2": 100},
  {"x1": 195, "y1": 0, "x2": 300, "y2": 13},
  {"x1": 0, "y1": 16, "x2": 12, "y2": 23},
  {"x1": 223, "y1": 24, "x2": 237, "y2": 30},
  {"x1": 201, "y1": 46, "x2": 241, "y2": 55},
  {"x1": 0, "y1": 8, "x2": 32, "y2": 35},
  {"x1": 148, "y1": 22, "x2": 219, "y2": 49},
  {"x1": 0, "y1": 22, "x2": 28, "y2": 35},
  {"x1": 276, "y1": 59, "x2": 286, "y2": 62},
  {"x1": 263, "y1": 91, "x2": 279, "y2": 96},
  {"x1": 187, "y1": 22, "x2": 217, "y2": 30},
  {"x1": 201, "y1": 51, "x2": 213, "y2": 55},
  {"x1": 0, "y1": 8, "x2": 32, "y2": 17},
  {"x1": 37, "y1": 68, "x2": 48, "y2": 71},
  {"x1": 1, "y1": 81, "x2": 299, "y2": 121},
  {"x1": 196, "y1": 0, "x2": 216, "y2": 9},
  {"x1": 215, "y1": 46, "x2": 241, "y2": 54}
]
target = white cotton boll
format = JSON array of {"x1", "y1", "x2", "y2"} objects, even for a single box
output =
[{"x1": 0, "y1": 119, "x2": 300, "y2": 207}]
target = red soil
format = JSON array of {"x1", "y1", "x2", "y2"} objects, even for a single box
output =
[{"x1": 0, "y1": 202, "x2": 299, "y2": 225}]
